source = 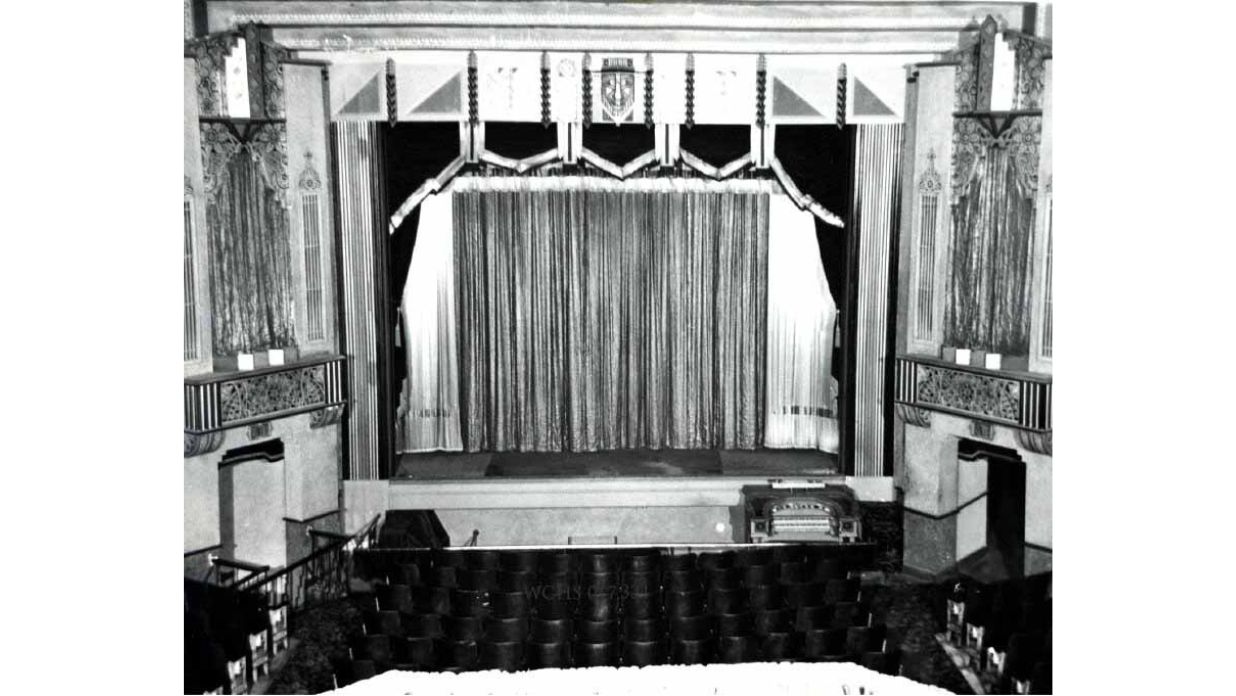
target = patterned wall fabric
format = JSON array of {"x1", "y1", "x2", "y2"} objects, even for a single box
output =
[
  {"x1": 944, "y1": 117, "x2": 1040, "y2": 355},
  {"x1": 201, "y1": 122, "x2": 296, "y2": 356}
]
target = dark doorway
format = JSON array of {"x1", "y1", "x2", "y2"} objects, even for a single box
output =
[{"x1": 959, "y1": 438, "x2": 1026, "y2": 580}]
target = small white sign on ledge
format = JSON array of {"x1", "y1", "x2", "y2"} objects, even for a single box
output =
[
  {"x1": 268, "y1": 349, "x2": 285, "y2": 367},
  {"x1": 984, "y1": 352, "x2": 1003, "y2": 371},
  {"x1": 237, "y1": 353, "x2": 255, "y2": 371},
  {"x1": 954, "y1": 348, "x2": 971, "y2": 366}
]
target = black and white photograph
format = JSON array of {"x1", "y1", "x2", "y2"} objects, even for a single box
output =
[
  {"x1": 3, "y1": 0, "x2": 1226, "y2": 693},
  {"x1": 175, "y1": 2, "x2": 1061, "y2": 693}
]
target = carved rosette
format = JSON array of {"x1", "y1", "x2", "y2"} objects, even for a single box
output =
[
  {"x1": 916, "y1": 364, "x2": 1021, "y2": 423},
  {"x1": 310, "y1": 404, "x2": 346, "y2": 429},
  {"x1": 218, "y1": 364, "x2": 328, "y2": 426},
  {"x1": 185, "y1": 431, "x2": 225, "y2": 458}
]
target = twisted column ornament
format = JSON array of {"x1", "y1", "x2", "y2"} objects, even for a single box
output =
[
  {"x1": 581, "y1": 52, "x2": 592, "y2": 127},
  {"x1": 644, "y1": 53, "x2": 654, "y2": 128},
  {"x1": 467, "y1": 51, "x2": 479, "y2": 125},
  {"x1": 386, "y1": 58, "x2": 398, "y2": 127},
  {"x1": 755, "y1": 54, "x2": 767, "y2": 129},
  {"x1": 685, "y1": 53, "x2": 695, "y2": 129},
  {"x1": 540, "y1": 51, "x2": 552, "y2": 127},
  {"x1": 836, "y1": 63, "x2": 847, "y2": 129}
]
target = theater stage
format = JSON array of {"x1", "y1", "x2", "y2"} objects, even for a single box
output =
[{"x1": 393, "y1": 449, "x2": 840, "y2": 480}]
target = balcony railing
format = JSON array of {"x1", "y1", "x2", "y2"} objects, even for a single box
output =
[
  {"x1": 184, "y1": 355, "x2": 346, "y2": 434},
  {"x1": 894, "y1": 355, "x2": 1051, "y2": 432}
]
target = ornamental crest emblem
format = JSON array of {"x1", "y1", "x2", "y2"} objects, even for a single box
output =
[{"x1": 600, "y1": 58, "x2": 636, "y2": 124}]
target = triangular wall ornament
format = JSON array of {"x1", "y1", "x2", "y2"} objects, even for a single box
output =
[
  {"x1": 410, "y1": 73, "x2": 462, "y2": 115},
  {"x1": 853, "y1": 78, "x2": 895, "y2": 116},
  {"x1": 341, "y1": 74, "x2": 382, "y2": 115},
  {"x1": 772, "y1": 77, "x2": 821, "y2": 117}
]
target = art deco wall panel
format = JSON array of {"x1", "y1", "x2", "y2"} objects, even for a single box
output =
[
  {"x1": 905, "y1": 65, "x2": 955, "y2": 356},
  {"x1": 285, "y1": 63, "x2": 338, "y2": 356},
  {"x1": 184, "y1": 57, "x2": 212, "y2": 376}
]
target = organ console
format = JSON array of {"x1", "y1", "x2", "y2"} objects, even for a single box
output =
[{"x1": 742, "y1": 483, "x2": 862, "y2": 544}]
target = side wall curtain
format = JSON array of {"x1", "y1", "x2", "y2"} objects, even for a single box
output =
[
  {"x1": 455, "y1": 181, "x2": 769, "y2": 452},
  {"x1": 944, "y1": 118, "x2": 1039, "y2": 355},
  {"x1": 399, "y1": 194, "x2": 462, "y2": 452},
  {"x1": 765, "y1": 196, "x2": 839, "y2": 452},
  {"x1": 201, "y1": 122, "x2": 295, "y2": 356}
]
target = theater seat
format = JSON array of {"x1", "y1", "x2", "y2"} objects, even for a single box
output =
[
  {"x1": 830, "y1": 601, "x2": 870, "y2": 628},
  {"x1": 861, "y1": 649, "x2": 901, "y2": 676},
  {"x1": 351, "y1": 659, "x2": 377, "y2": 682}
]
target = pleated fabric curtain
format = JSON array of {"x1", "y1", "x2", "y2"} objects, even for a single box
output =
[
  {"x1": 945, "y1": 136, "x2": 1037, "y2": 355},
  {"x1": 399, "y1": 193, "x2": 463, "y2": 452},
  {"x1": 764, "y1": 195, "x2": 839, "y2": 453},
  {"x1": 453, "y1": 177, "x2": 770, "y2": 452},
  {"x1": 203, "y1": 131, "x2": 295, "y2": 356}
]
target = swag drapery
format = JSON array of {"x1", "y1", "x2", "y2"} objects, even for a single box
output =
[{"x1": 399, "y1": 177, "x2": 838, "y2": 454}]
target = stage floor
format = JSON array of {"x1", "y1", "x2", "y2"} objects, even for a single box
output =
[{"x1": 393, "y1": 448, "x2": 839, "y2": 480}]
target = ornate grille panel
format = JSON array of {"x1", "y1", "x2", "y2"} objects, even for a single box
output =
[
  {"x1": 894, "y1": 356, "x2": 1050, "y2": 432},
  {"x1": 302, "y1": 192, "x2": 325, "y2": 342},
  {"x1": 184, "y1": 355, "x2": 346, "y2": 433},
  {"x1": 184, "y1": 195, "x2": 199, "y2": 362},
  {"x1": 1042, "y1": 197, "x2": 1052, "y2": 358}
]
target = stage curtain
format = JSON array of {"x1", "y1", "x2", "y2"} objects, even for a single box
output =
[
  {"x1": 202, "y1": 124, "x2": 296, "y2": 356},
  {"x1": 399, "y1": 194, "x2": 463, "y2": 453},
  {"x1": 764, "y1": 196, "x2": 839, "y2": 452},
  {"x1": 453, "y1": 177, "x2": 769, "y2": 452},
  {"x1": 945, "y1": 119, "x2": 1038, "y2": 355}
]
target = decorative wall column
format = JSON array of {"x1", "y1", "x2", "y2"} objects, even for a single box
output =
[
  {"x1": 333, "y1": 122, "x2": 386, "y2": 480},
  {"x1": 851, "y1": 123, "x2": 904, "y2": 477}
]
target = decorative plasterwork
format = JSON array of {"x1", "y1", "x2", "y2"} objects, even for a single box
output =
[
  {"x1": 1009, "y1": 32, "x2": 1050, "y2": 110},
  {"x1": 298, "y1": 152, "x2": 322, "y2": 192},
  {"x1": 951, "y1": 114, "x2": 1041, "y2": 199},
  {"x1": 248, "y1": 421, "x2": 273, "y2": 441},
  {"x1": 186, "y1": 33, "x2": 236, "y2": 117},
  {"x1": 310, "y1": 404, "x2": 346, "y2": 429},
  {"x1": 969, "y1": 419, "x2": 995, "y2": 441},
  {"x1": 1015, "y1": 429, "x2": 1052, "y2": 456},
  {"x1": 217, "y1": 2, "x2": 1033, "y2": 34},
  {"x1": 220, "y1": 365, "x2": 328, "y2": 425},
  {"x1": 918, "y1": 150, "x2": 943, "y2": 195},
  {"x1": 260, "y1": 39, "x2": 290, "y2": 119},
  {"x1": 185, "y1": 431, "x2": 225, "y2": 458},
  {"x1": 917, "y1": 364, "x2": 1021, "y2": 424},
  {"x1": 185, "y1": 176, "x2": 194, "y2": 197},
  {"x1": 895, "y1": 403, "x2": 932, "y2": 428},
  {"x1": 185, "y1": 356, "x2": 347, "y2": 434},
  {"x1": 200, "y1": 122, "x2": 291, "y2": 205}
]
